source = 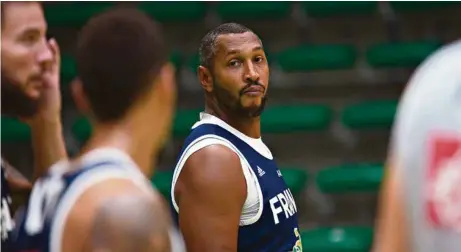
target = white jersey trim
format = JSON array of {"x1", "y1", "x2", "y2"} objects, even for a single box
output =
[
  {"x1": 171, "y1": 134, "x2": 264, "y2": 226},
  {"x1": 49, "y1": 165, "x2": 144, "y2": 252},
  {"x1": 193, "y1": 113, "x2": 273, "y2": 160}
]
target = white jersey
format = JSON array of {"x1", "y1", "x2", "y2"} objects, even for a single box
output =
[
  {"x1": 12, "y1": 148, "x2": 184, "y2": 252},
  {"x1": 391, "y1": 40, "x2": 461, "y2": 251},
  {"x1": 171, "y1": 112, "x2": 271, "y2": 226}
]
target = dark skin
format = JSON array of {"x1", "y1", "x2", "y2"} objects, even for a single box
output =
[{"x1": 175, "y1": 31, "x2": 270, "y2": 251}]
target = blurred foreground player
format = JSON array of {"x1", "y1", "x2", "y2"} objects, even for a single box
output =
[
  {"x1": 171, "y1": 23, "x2": 302, "y2": 251},
  {"x1": 1, "y1": 2, "x2": 67, "y2": 249},
  {"x1": 12, "y1": 8, "x2": 181, "y2": 252},
  {"x1": 373, "y1": 40, "x2": 461, "y2": 252}
]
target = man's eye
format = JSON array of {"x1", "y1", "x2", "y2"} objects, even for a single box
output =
[
  {"x1": 21, "y1": 33, "x2": 40, "y2": 45},
  {"x1": 229, "y1": 60, "x2": 241, "y2": 67},
  {"x1": 254, "y1": 56, "x2": 264, "y2": 63}
]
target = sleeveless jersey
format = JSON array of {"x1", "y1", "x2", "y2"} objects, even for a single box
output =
[
  {"x1": 391, "y1": 40, "x2": 461, "y2": 252},
  {"x1": 11, "y1": 148, "x2": 152, "y2": 252},
  {"x1": 1, "y1": 162, "x2": 14, "y2": 251},
  {"x1": 171, "y1": 118, "x2": 302, "y2": 252}
]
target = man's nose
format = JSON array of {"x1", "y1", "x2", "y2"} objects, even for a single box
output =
[{"x1": 244, "y1": 62, "x2": 260, "y2": 83}]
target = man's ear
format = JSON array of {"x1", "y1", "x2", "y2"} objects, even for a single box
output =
[
  {"x1": 71, "y1": 78, "x2": 91, "y2": 115},
  {"x1": 198, "y1": 66, "x2": 213, "y2": 92}
]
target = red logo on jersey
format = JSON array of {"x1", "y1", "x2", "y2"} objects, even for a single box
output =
[{"x1": 426, "y1": 133, "x2": 461, "y2": 232}]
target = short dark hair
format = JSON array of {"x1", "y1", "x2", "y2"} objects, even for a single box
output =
[
  {"x1": 76, "y1": 7, "x2": 168, "y2": 122},
  {"x1": 198, "y1": 23, "x2": 254, "y2": 70}
]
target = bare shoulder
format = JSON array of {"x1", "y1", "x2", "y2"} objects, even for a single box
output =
[
  {"x1": 177, "y1": 144, "x2": 246, "y2": 198},
  {"x1": 64, "y1": 179, "x2": 172, "y2": 252},
  {"x1": 90, "y1": 190, "x2": 172, "y2": 252}
]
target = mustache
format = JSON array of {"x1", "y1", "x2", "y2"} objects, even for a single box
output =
[{"x1": 239, "y1": 80, "x2": 266, "y2": 96}]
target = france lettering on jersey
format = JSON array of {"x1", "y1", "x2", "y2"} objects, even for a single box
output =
[
  {"x1": 11, "y1": 148, "x2": 149, "y2": 252},
  {"x1": 1, "y1": 163, "x2": 14, "y2": 251},
  {"x1": 171, "y1": 116, "x2": 302, "y2": 252},
  {"x1": 391, "y1": 40, "x2": 461, "y2": 252}
]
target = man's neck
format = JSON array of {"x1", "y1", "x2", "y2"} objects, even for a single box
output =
[
  {"x1": 80, "y1": 121, "x2": 158, "y2": 177},
  {"x1": 205, "y1": 105, "x2": 261, "y2": 139}
]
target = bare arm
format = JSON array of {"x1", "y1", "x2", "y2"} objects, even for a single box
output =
[
  {"x1": 2, "y1": 159, "x2": 31, "y2": 191},
  {"x1": 372, "y1": 161, "x2": 409, "y2": 252},
  {"x1": 175, "y1": 145, "x2": 247, "y2": 252},
  {"x1": 29, "y1": 117, "x2": 67, "y2": 179},
  {"x1": 28, "y1": 38, "x2": 67, "y2": 179},
  {"x1": 90, "y1": 193, "x2": 172, "y2": 252}
]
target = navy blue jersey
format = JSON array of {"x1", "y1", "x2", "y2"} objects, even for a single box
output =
[
  {"x1": 1, "y1": 164, "x2": 14, "y2": 251},
  {"x1": 11, "y1": 149, "x2": 147, "y2": 252},
  {"x1": 171, "y1": 124, "x2": 302, "y2": 252},
  {"x1": 11, "y1": 160, "x2": 119, "y2": 252}
]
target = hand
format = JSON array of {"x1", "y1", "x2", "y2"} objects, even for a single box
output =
[{"x1": 23, "y1": 38, "x2": 62, "y2": 124}]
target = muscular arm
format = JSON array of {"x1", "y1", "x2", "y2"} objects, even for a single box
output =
[
  {"x1": 175, "y1": 145, "x2": 247, "y2": 252},
  {"x1": 29, "y1": 117, "x2": 67, "y2": 179},
  {"x1": 90, "y1": 194, "x2": 172, "y2": 252},
  {"x1": 372, "y1": 161, "x2": 409, "y2": 252}
]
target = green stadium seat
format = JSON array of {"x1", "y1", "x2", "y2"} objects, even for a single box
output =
[
  {"x1": 262, "y1": 105, "x2": 333, "y2": 133},
  {"x1": 341, "y1": 100, "x2": 398, "y2": 129},
  {"x1": 61, "y1": 55, "x2": 76, "y2": 87},
  {"x1": 1, "y1": 117, "x2": 31, "y2": 143},
  {"x1": 44, "y1": 3, "x2": 114, "y2": 28},
  {"x1": 151, "y1": 170, "x2": 174, "y2": 200},
  {"x1": 302, "y1": 2, "x2": 377, "y2": 18},
  {"x1": 316, "y1": 164, "x2": 384, "y2": 193},
  {"x1": 301, "y1": 226, "x2": 373, "y2": 252},
  {"x1": 72, "y1": 116, "x2": 91, "y2": 143},
  {"x1": 216, "y1": 2, "x2": 291, "y2": 20},
  {"x1": 173, "y1": 109, "x2": 203, "y2": 138},
  {"x1": 281, "y1": 168, "x2": 309, "y2": 196},
  {"x1": 138, "y1": 2, "x2": 207, "y2": 22},
  {"x1": 391, "y1": 2, "x2": 458, "y2": 12},
  {"x1": 277, "y1": 45, "x2": 357, "y2": 72},
  {"x1": 366, "y1": 41, "x2": 441, "y2": 68}
]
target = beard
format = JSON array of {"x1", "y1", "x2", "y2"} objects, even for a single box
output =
[
  {"x1": 1, "y1": 72, "x2": 39, "y2": 118},
  {"x1": 213, "y1": 79, "x2": 268, "y2": 118}
]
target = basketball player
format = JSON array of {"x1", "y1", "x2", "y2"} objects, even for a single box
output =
[
  {"x1": 373, "y1": 40, "x2": 461, "y2": 252},
  {"x1": 1, "y1": 2, "x2": 67, "y2": 250},
  {"x1": 170, "y1": 23, "x2": 302, "y2": 251},
  {"x1": 12, "y1": 8, "x2": 181, "y2": 252}
]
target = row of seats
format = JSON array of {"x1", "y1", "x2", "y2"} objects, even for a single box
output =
[
  {"x1": 1, "y1": 100, "x2": 397, "y2": 143},
  {"x1": 44, "y1": 2, "x2": 458, "y2": 28},
  {"x1": 301, "y1": 226, "x2": 373, "y2": 252},
  {"x1": 59, "y1": 41, "x2": 441, "y2": 85},
  {"x1": 152, "y1": 163, "x2": 383, "y2": 201},
  {"x1": 152, "y1": 165, "x2": 380, "y2": 252}
]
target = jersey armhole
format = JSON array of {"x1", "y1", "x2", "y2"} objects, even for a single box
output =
[
  {"x1": 170, "y1": 135, "x2": 264, "y2": 225},
  {"x1": 49, "y1": 166, "x2": 140, "y2": 252}
]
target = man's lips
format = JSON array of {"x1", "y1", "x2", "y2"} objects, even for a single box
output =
[{"x1": 243, "y1": 85, "x2": 265, "y2": 94}]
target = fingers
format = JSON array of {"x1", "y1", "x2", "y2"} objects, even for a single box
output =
[
  {"x1": 48, "y1": 38, "x2": 61, "y2": 70},
  {"x1": 41, "y1": 38, "x2": 61, "y2": 89}
]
